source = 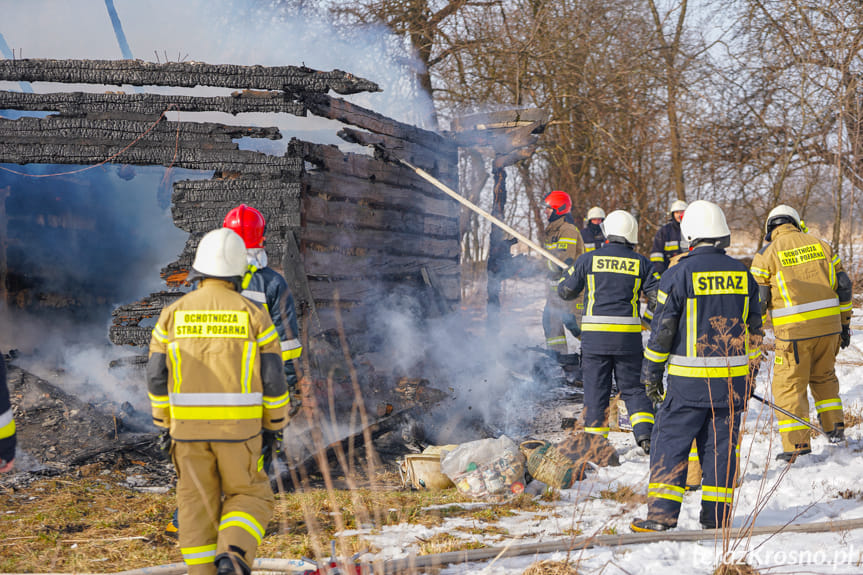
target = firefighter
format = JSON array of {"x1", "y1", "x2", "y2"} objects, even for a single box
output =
[
  {"x1": 223, "y1": 204, "x2": 303, "y2": 414},
  {"x1": 0, "y1": 356, "x2": 15, "y2": 473},
  {"x1": 558, "y1": 210, "x2": 659, "y2": 451},
  {"x1": 147, "y1": 228, "x2": 289, "y2": 575},
  {"x1": 750, "y1": 205, "x2": 852, "y2": 461},
  {"x1": 649, "y1": 199, "x2": 688, "y2": 276},
  {"x1": 581, "y1": 206, "x2": 607, "y2": 252},
  {"x1": 542, "y1": 191, "x2": 584, "y2": 369},
  {"x1": 631, "y1": 200, "x2": 762, "y2": 532},
  {"x1": 166, "y1": 204, "x2": 304, "y2": 538}
]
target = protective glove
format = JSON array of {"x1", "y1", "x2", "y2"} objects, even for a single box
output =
[
  {"x1": 261, "y1": 429, "x2": 283, "y2": 472},
  {"x1": 841, "y1": 324, "x2": 851, "y2": 349},
  {"x1": 644, "y1": 377, "x2": 664, "y2": 405},
  {"x1": 562, "y1": 313, "x2": 581, "y2": 338},
  {"x1": 156, "y1": 429, "x2": 172, "y2": 460}
]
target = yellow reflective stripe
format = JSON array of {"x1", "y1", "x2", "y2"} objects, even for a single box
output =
[
  {"x1": 778, "y1": 418, "x2": 809, "y2": 432},
  {"x1": 668, "y1": 364, "x2": 748, "y2": 378},
  {"x1": 241, "y1": 341, "x2": 256, "y2": 394},
  {"x1": 750, "y1": 266, "x2": 769, "y2": 279},
  {"x1": 547, "y1": 336, "x2": 567, "y2": 346},
  {"x1": 581, "y1": 323, "x2": 642, "y2": 333},
  {"x1": 776, "y1": 271, "x2": 792, "y2": 308},
  {"x1": 587, "y1": 274, "x2": 596, "y2": 315},
  {"x1": 832, "y1": 253, "x2": 841, "y2": 266},
  {"x1": 702, "y1": 485, "x2": 734, "y2": 503},
  {"x1": 584, "y1": 427, "x2": 609, "y2": 438},
  {"x1": 152, "y1": 325, "x2": 170, "y2": 344},
  {"x1": 182, "y1": 543, "x2": 217, "y2": 565},
  {"x1": 241, "y1": 265, "x2": 258, "y2": 290},
  {"x1": 772, "y1": 306, "x2": 840, "y2": 327},
  {"x1": 282, "y1": 348, "x2": 302, "y2": 361},
  {"x1": 743, "y1": 293, "x2": 749, "y2": 328},
  {"x1": 585, "y1": 245, "x2": 596, "y2": 252},
  {"x1": 170, "y1": 405, "x2": 263, "y2": 420},
  {"x1": 829, "y1": 258, "x2": 836, "y2": 289},
  {"x1": 644, "y1": 308, "x2": 654, "y2": 320},
  {"x1": 631, "y1": 277, "x2": 641, "y2": 317},
  {"x1": 558, "y1": 237, "x2": 581, "y2": 244},
  {"x1": 648, "y1": 482, "x2": 684, "y2": 502},
  {"x1": 168, "y1": 342, "x2": 182, "y2": 394},
  {"x1": 263, "y1": 391, "x2": 290, "y2": 409},
  {"x1": 657, "y1": 290, "x2": 667, "y2": 305},
  {"x1": 219, "y1": 511, "x2": 265, "y2": 544},
  {"x1": 689, "y1": 446, "x2": 699, "y2": 461},
  {"x1": 663, "y1": 242, "x2": 679, "y2": 251},
  {"x1": 148, "y1": 392, "x2": 169, "y2": 408},
  {"x1": 748, "y1": 346, "x2": 761, "y2": 360},
  {"x1": 630, "y1": 412, "x2": 655, "y2": 426},
  {"x1": 257, "y1": 325, "x2": 278, "y2": 346},
  {"x1": 257, "y1": 455, "x2": 265, "y2": 472},
  {"x1": 0, "y1": 411, "x2": 15, "y2": 440},
  {"x1": 650, "y1": 253, "x2": 664, "y2": 262},
  {"x1": 687, "y1": 298, "x2": 697, "y2": 356},
  {"x1": 840, "y1": 302, "x2": 853, "y2": 312},
  {"x1": 814, "y1": 398, "x2": 843, "y2": 413},
  {"x1": 644, "y1": 348, "x2": 669, "y2": 363}
]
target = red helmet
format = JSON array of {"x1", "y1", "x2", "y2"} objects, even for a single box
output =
[
  {"x1": 544, "y1": 191, "x2": 572, "y2": 216},
  {"x1": 223, "y1": 204, "x2": 265, "y2": 248}
]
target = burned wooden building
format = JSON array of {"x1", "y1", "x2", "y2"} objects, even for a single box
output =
[{"x1": 0, "y1": 59, "x2": 460, "y2": 371}]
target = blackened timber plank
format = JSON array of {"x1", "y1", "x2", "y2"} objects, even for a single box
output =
[
  {"x1": 172, "y1": 178, "x2": 301, "y2": 233},
  {"x1": 301, "y1": 223, "x2": 460, "y2": 260},
  {"x1": 303, "y1": 249, "x2": 459, "y2": 278},
  {"x1": 305, "y1": 171, "x2": 456, "y2": 219},
  {"x1": 307, "y1": 274, "x2": 460, "y2": 304},
  {"x1": 302, "y1": 93, "x2": 457, "y2": 155},
  {"x1": 0, "y1": 89, "x2": 306, "y2": 117},
  {"x1": 0, "y1": 59, "x2": 380, "y2": 95},
  {"x1": 0, "y1": 116, "x2": 281, "y2": 143},
  {"x1": 338, "y1": 127, "x2": 456, "y2": 177},
  {"x1": 0, "y1": 142, "x2": 302, "y2": 175},
  {"x1": 303, "y1": 194, "x2": 458, "y2": 237},
  {"x1": 296, "y1": 141, "x2": 459, "y2": 201}
]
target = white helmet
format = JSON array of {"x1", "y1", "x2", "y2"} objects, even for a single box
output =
[
  {"x1": 670, "y1": 199, "x2": 688, "y2": 214},
  {"x1": 601, "y1": 210, "x2": 638, "y2": 244},
  {"x1": 680, "y1": 200, "x2": 730, "y2": 245},
  {"x1": 192, "y1": 228, "x2": 248, "y2": 278},
  {"x1": 586, "y1": 206, "x2": 606, "y2": 220},
  {"x1": 765, "y1": 204, "x2": 801, "y2": 235}
]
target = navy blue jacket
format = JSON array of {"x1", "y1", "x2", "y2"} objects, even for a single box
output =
[
  {"x1": 581, "y1": 223, "x2": 606, "y2": 253},
  {"x1": 0, "y1": 357, "x2": 15, "y2": 464},
  {"x1": 558, "y1": 242, "x2": 660, "y2": 355},
  {"x1": 242, "y1": 265, "x2": 302, "y2": 388},
  {"x1": 642, "y1": 246, "x2": 763, "y2": 409},
  {"x1": 650, "y1": 219, "x2": 685, "y2": 275}
]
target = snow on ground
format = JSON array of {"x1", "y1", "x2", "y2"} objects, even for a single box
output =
[{"x1": 352, "y1": 274, "x2": 863, "y2": 573}]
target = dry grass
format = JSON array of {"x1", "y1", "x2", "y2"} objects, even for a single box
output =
[
  {"x1": 713, "y1": 562, "x2": 760, "y2": 575},
  {"x1": 0, "y1": 471, "x2": 553, "y2": 572},
  {"x1": 598, "y1": 484, "x2": 646, "y2": 505},
  {"x1": 522, "y1": 559, "x2": 580, "y2": 575}
]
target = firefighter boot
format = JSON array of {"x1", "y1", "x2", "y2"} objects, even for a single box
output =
[
  {"x1": 776, "y1": 444, "x2": 811, "y2": 462},
  {"x1": 215, "y1": 553, "x2": 251, "y2": 575},
  {"x1": 827, "y1": 422, "x2": 845, "y2": 444},
  {"x1": 630, "y1": 518, "x2": 675, "y2": 532}
]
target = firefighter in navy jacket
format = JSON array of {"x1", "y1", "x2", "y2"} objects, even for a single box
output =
[
  {"x1": 581, "y1": 206, "x2": 607, "y2": 253},
  {"x1": 559, "y1": 210, "x2": 659, "y2": 451},
  {"x1": 223, "y1": 204, "x2": 303, "y2": 415},
  {"x1": 631, "y1": 200, "x2": 762, "y2": 532},
  {"x1": 649, "y1": 199, "x2": 688, "y2": 275}
]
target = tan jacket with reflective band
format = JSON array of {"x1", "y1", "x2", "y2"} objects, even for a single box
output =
[
  {"x1": 544, "y1": 217, "x2": 584, "y2": 283},
  {"x1": 750, "y1": 224, "x2": 850, "y2": 341},
  {"x1": 147, "y1": 278, "x2": 289, "y2": 441}
]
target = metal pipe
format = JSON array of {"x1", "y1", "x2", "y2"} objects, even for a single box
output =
[
  {"x1": 751, "y1": 393, "x2": 834, "y2": 441},
  {"x1": 397, "y1": 158, "x2": 568, "y2": 270}
]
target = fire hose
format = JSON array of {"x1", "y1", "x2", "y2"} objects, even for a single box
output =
[
  {"x1": 751, "y1": 393, "x2": 842, "y2": 444},
  {"x1": 395, "y1": 157, "x2": 569, "y2": 270}
]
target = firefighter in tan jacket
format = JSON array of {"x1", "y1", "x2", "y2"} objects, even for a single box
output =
[
  {"x1": 147, "y1": 228, "x2": 289, "y2": 575},
  {"x1": 750, "y1": 205, "x2": 852, "y2": 462},
  {"x1": 542, "y1": 191, "x2": 584, "y2": 363}
]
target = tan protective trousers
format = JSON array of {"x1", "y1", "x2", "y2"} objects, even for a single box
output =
[
  {"x1": 543, "y1": 287, "x2": 581, "y2": 355},
  {"x1": 173, "y1": 437, "x2": 273, "y2": 575},
  {"x1": 773, "y1": 334, "x2": 844, "y2": 453}
]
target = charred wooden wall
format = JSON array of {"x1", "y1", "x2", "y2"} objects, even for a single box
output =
[{"x1": 0, "y1": 59, "x2": 460, "y2": 357}]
